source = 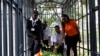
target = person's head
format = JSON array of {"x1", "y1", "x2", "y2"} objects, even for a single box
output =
[
  {"x1": 32, "y1": 10, "x2": 39, "y2": 20},
  {"x1": 61, "y1": 14, "x2": 69, "y2": 23},
  {"x1": 55, "y1": 25, "x2": 60, "y2": 33},
  {"x1": 42, "y1": 21, "x2": 47, "y2": 30}
]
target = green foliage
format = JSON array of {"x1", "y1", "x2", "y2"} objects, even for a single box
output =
[
  {"x1": 44, "y1": 3, "x2": 56, "y2": 11},
  {"x1": 42, "y1": 51, "x2": 62, "y2": 56},
  {"x1": 41, "y1": 42, "x2": 62, "y2": 56}
]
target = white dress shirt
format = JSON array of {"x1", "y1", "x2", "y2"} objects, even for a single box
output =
[
  {"x1": 51, "y1": 31, "x2": 63, "y2": 45},
  {"x1": 43, "y1": 27, "x2": 51, "y2": 40}
]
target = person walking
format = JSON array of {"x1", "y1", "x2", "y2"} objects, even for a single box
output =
[
  {"x1": 26, "y1": 10, "x2": 43, "y2": 56},
  {"x1": 61, "y1": 14, "x2": 81, "y2": 56}
]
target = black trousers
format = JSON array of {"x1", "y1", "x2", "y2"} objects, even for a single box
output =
[
  {"x1": 51, "y1": 44, "x2": 64, "y2": 56},
  {"x1": 30, "y1": 40, "x2": 40, "y2": 56},
  {"x1": 42, "y1": 40, "x2": 49, "y2": 51},
  {"x1": 65, "y1": 35, "x2": 79, "y2": 56},
  {"x1": 57, "y1": 44, "x2": 64, "y2": 56}
]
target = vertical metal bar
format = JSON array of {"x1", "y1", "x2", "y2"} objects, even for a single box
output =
[
  {"x1": 69, "y1": 6, "x2": 71, "y2": 17},
  {"x1": 62, "y1": 7, "x2": 63, "y2": 14},
  {"x1": 45, "y1": 9, "x2": 46, "y2": 20},
  {"x1": 19, "y1": 13, "x2": 23, "y2": 56},
  {"x1": 68, "y1": 6, "x2": 70, "y2": 16},
  {"x1": 89, "y1": 0, "x2": 97, "y2": 56},
  {"x1": 69, "y1": 0, "x2": 71, "y2": 16},
  {"x1": 1, "y1": 3, "x2": 3, "y2": 56},
  {"x1": 15, "y1": 3, "x2": 19, "y2": 56},
  {"x1": 26, "y1": 2, "x2": 28, "y2": 17},
  {"x1": 23, "y1": 2, "x2": 27, "y2": 56},
  {"x1": 98, "y1": 0, "x2": 100, "y2": 53},
  {"x1": 46, "y1": 9, "x2": 47, "y2": 21},
  {"x1": 17, "y1": 10, "x2": 20, "y2": 56},
  {"x1": 72, "y1": 0, "x2": 74, "y2": 17},
  {"x1": 78, "y1": 0, "x2": 80, "y2": 56},
  {"x1": 3, "y1": 0, "x2": 7, "y2": 56},
  {"x1": 16, "y1": 0, "x2": 23, "y2": 56},
  {"x1": 40, "y1": 7, "x2": 42, "y2": 21},
  {"x1": 70, "y1": 6, "x2": 72, "y2": 17},
  {"x1": 17, "y1": 8, "x2": 21, "y2": 56},
  {"x1": 67, "y1": 4, "x2": 69, "y2": 15},
  {"x1": 86, "y1": 0, "x2": 89, "y2": 56},
  {"x1": 18, "y1": 0, "x2": 23, "y2": 55},
  {"x1": 20, "y1": 11, "x2": 24, "y2": 56},
  {"x1": 47, "y1": 9, "x2": 48, "y2": 21},
  {"x1": 20, "y1": 4, "x2": 24, "y2": 56},
  {"x1": 0, "y1": 0, "x2": 2, "y2": 56},
  {"x1": 23, "y1": 4, "x2": 27, "y2": 55},
  {"x1": 80, "y1": 0, "x2": 85, "y2": 56},
  {"x1": 26, "y1": 1, "x2": 29, "y2": 55},
  {"x1": 75, "y1": 2, "x2": 76, "y2": 20},
  {"x1": 9, "y1": 0, "x2": 13, "y2": 56}
]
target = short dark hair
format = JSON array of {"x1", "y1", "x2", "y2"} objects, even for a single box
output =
[
  {"x1": 32, "y1": 10, "x2": 39, "y2": 15},
  {"x1": 55, "y1": 25, "x2": 60, "y2": 28},
  {"x1": 62, "y1": 14, "x2": 69, "y2": 20}
]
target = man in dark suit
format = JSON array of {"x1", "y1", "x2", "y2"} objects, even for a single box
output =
[{"x1": 26, "y1": 10, "x2": 43, "y2": 56}]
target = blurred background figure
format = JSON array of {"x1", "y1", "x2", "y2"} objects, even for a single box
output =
[
  {"x1": 42, "y1": 21, "x2": 51, "y2": 51},
  {"x1": 51, "y1": 25, "x2": 64, "y2": 56}
]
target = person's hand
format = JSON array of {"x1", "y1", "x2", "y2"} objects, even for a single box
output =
[
  {"x1": 41, "y1": 40, "x2": 43, "y2": 44},
  {"x1": 48, "y1": 40, "x2": 51, "y2": 46},
  {"x1": 53, "y1": 46, "x2": 57, "y2": 53},
  {"x1": 78, "y1": 39, "x2": 81, "y2": 43},
  {"x1": 79, "y1": 40, "x2": 81, "y2": 43},
  {"x1": 59, "y1": 42, "x2": 62, "y2": 46},
  {"x1": 78, "y1": 34, "x2": 81, "y2": 43}
]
